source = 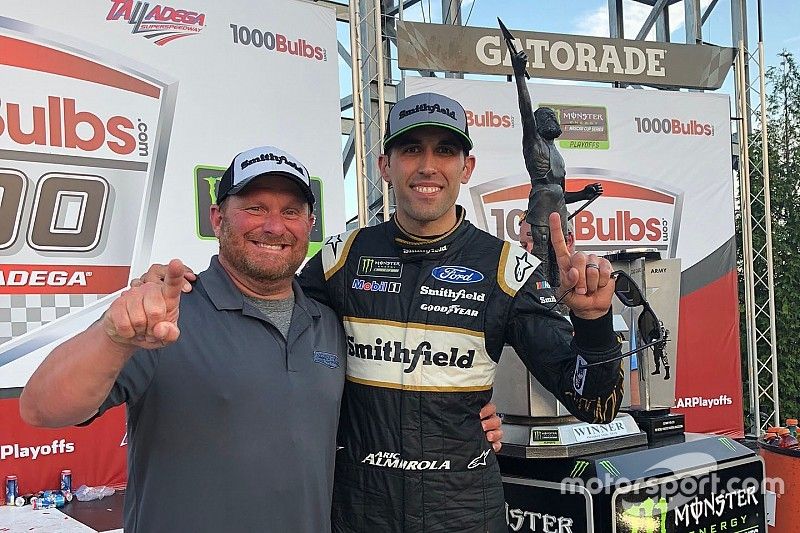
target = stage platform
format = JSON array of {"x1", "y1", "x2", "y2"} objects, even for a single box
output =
[{"x1": 0, "y1": 491, "x2": 124, "y2": 533}]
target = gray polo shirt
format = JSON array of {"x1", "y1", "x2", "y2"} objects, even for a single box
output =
[{"x1": 92, "y1": 256, "x2": 346, "y2": 533}]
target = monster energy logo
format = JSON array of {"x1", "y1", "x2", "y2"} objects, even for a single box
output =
[
  {"x1": 718, "y1": 437, "x2": 736, "y2": 451},
  {"x1": 620, "y1": 497, "x2": 668, "y2": 533},
  {"x1": 357, "y1": 256, "x2": 403, "y2": 278},
  {"x1": 205, "y1": 176, "x2": 221, "y2": 205},
  {"x1": 599, "y1": 460, "x2": 621, "y2": 476},
  {"x1": 570, "y1": 460, "x2": 590, "y2": 478},
  {"x1": 195, "y1": 166, "x2": 226, "y2": 239}
]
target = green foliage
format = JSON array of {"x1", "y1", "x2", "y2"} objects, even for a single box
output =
[{"x1": 741, "y1": 51, "x2": 800, "y2": 427}]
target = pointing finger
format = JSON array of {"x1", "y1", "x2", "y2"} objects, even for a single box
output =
[
  {"x1": 548, "y1": 212, "x2": 570, "y2": 270},
  {"x1": 162, "y1": 259, "x2": 186, "y2": 304}
]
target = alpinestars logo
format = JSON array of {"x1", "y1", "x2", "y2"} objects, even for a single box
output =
[
  {"x1": 347, "y1": 337, "x2": 475, "y2": 374},
  {"x1": 362, "y1": 451, "x2": 451, "y2": 471},
  {"x1": 467, "y1": 449, "x2": 490, "y2": 469},
  {"x1": 106, "y1": 0, "x2": 207, "y2": 46}
]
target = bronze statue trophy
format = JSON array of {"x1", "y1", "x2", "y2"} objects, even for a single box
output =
[{"x1": 500, "y1": 19, "x2": 602, "y2": 287}]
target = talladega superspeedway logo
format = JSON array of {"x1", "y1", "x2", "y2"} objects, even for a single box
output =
[{"x1": 106, "y1": 0, "x2": 207, "y2": 46}]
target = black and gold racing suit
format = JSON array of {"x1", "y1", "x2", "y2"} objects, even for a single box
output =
[{"x1": 298, "y1": 207, "x2": 623, "y2": 533}]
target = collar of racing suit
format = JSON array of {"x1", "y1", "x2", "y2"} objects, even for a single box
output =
[{"x1": 391, "y1": 205, "x2": 471, "y2": 262}]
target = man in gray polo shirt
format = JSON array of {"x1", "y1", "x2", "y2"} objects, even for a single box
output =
[{"x1": 19, "y1": 146, "x2": 346, "y2": 533}]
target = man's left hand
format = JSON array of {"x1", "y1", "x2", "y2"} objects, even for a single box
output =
[
  {"x1": 549, "y1": 212, "x2": 614, "y2": 320},
  {"x1": 480, "y1": 402, "x2": 503, "y2": 452}
]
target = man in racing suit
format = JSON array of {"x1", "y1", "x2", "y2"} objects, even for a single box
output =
[{"x1": 298, "y1": 92, "x2": 624, "y2": 532}]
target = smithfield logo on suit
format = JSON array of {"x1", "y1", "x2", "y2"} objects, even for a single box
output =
[{"x1": 346, "y1": 337, "x2": 476, "y2": 374}]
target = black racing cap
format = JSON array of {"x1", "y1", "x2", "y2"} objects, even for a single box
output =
[{"x1": 383, "y1": 92, "x2": 473, "y2": 151}]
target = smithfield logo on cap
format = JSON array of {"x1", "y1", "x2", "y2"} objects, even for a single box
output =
[
  {"x1": 240, "y1": 151, "x2": 307, "y2": 176},
  {"x1": 398, "y1": 103, "x2": 457, "y2": 121},
  {"x1": 431, "y1": 266, "x2": 484, "y2": 284},
  {"x1": 385, "y1": 93, "x2": 472, "y2": 150}
]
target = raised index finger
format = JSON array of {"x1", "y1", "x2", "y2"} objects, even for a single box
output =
[
  {"x1": 162, "y1": 259, "x2": 186, "y2": 304},
  {"x1": 548, "y1": 212, "x2": 571, "y2": 272}
]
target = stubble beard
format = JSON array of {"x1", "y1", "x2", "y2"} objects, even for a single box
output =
[{"x1": 218, "y1": 218, "x2": 305, "y2": 283}]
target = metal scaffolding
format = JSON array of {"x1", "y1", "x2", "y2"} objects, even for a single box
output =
[{"x1": 733, "y1": 1, "x2": 780, "y2": 433}]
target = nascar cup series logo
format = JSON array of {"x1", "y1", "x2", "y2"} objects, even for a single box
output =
[
  {"x1": 469, "y1": 168, "x2": 683, "y2": 257},
  {"x1": 0, "y1": 19, "x2": 176, "y2": 355}
]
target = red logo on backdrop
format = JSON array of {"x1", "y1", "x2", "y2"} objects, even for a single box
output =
[
  {"x1": 106, "y1": 0, "x2": 207, "y2": 46},
  {"x1": 229, "y1": 24, "x2": 328, "y2": 61},
  {"x1": 634, "y1": 115, "x2": 715, "y2": 136},
  {"x1": 0, "y1": 265, "x2": 130, "y2": 294},
  {"x1": 0, "y1": 96, "x2": 140, "y2": 154},
  {"x1": 466, "y1": 110, "x2": 514, "y2": 128},
  {"x1": 468, "y1": 168, "x2": 683, "y2": 257}
]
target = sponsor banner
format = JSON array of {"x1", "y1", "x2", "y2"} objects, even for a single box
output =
[
  {"x1": 672, "y1": 271, "x2": 743, "y2": 435},
  {"x1": 0, "y1": 398, "x2": 126, "y2": 499},
  {"x1": 1, "y1": 0, "x2": 343, "y2": 493},
  {"x1": 405, "y1": 77, "x2": 742, "y2": 435},
  {"x1": 398, "y1": 21, "x2": 735, "y2": 90},
  {"x1": 0, "y1": 0, "x2": 343, "y2": 377}
]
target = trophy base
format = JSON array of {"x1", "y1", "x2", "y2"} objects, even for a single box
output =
[
  {"x1": 625, "y1": 408, "x2": 685, "y2": 442},
  {"x1": 498, "y1": 412, "x2": 647, "y2": 459}
]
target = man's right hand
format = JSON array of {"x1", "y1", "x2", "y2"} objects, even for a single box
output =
[
  {"x1": 511, "y1": 50, "x2": 528, "y2": 75},
  {"x1": 103, "y1": 259, "x2": 185, "y2": 350},
  {"x1": 132, "y1": 261, "x2": 196, "y2": 293}
]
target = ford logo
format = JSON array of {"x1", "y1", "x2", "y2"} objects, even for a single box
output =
[{"x1": 431, "y1": 266, "x2": 484, "y2": 284}]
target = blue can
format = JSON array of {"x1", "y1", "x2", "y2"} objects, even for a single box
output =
[
  {"x1": 5, "y1": 476, "x2": 17, "y2": 506},
  {"x1": 60, "y1": 470, "x2": 72, "y2": 493},
  {"x1": 32, "y1": 491, "x2": 66, "y2": 510}
]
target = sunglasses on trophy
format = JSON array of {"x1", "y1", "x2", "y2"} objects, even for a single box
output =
[{"x1": 546, "y1": 270, "x2": 667, "y2": 369}]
